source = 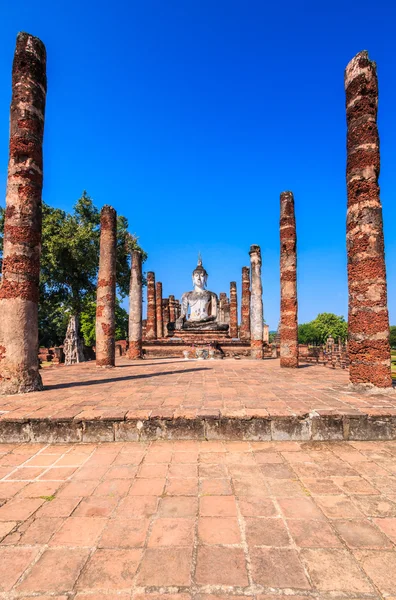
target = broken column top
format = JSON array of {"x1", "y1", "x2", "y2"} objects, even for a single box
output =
[
  {"x1": 345, "y1": 50, "x2": 376, "y2": 84},
  {"x1": 249, "y1": 245, "x2": 261, "y2": 260}
]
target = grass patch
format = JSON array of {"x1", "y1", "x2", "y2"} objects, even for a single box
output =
[{"x1": 40, "y1": 495, "x2": 56, "y2": 502}]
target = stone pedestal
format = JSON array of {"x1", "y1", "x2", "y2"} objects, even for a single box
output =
[
  {"x1": 280, "y1": 191, "x2": 298, "y2": 368},
  {"x1": 128, "y1": 250, "x2": 143, "y2": 359},
  {"x1": 96, "y1": 206, "x2": 117, "y2": 368},
  {"x1": 345, "y1": 51, "x2": 392, "y2": 388},
  {"x1": 249, "y1": 245, "x2": 263, "y2": 359},
  {"x1": 240, "y1": 267, "x2": 251, "y2": 341},
  {"x1": 229, "y1": 282, "x2": 238, "y2": 338},
  {"x1": 156, "y1": 282, "x2": 163, "y2": 338},
  {"x1": 0, "y1": 33, "x2": 47, "y2": 394},
  {"x1": 146, "y1": 272, "x2": 157, "y2": 340}
]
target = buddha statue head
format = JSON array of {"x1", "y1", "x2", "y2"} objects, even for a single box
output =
[{"x1": 192, "y1": 255, "x2": 208, "y2": 291}]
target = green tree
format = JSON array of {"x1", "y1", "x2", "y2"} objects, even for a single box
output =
[
  {"x1": 80, "y1": 299, "x2": 129, "y2": 346},
  {"x1": 390, "y1": 326, "x2": 396, "y2": 349},
  {"x1": 298, "y1": 322, "x2": 321, "y2": 344},
  {"x1": 311, "y1": 313, "x2": 348, "y2": 343}
]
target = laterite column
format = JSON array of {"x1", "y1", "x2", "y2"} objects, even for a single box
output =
[
  {"x1": 0, "y1": 33, "x2": 47, "y2": 394},
  {"x1": 162, "y1": 298, "x2": 170, "y2": 338},
  {"x1": 280, "y1": 191, "x2": 298, "y2": 368},
  {"x1": 96, "y1": 206, "x2": 117, "y2": 367},
  {"x1": 249, "y1": 245, "x2": 263, "y2": 359},
  {"x1": 156, "y1": 282, "x2": 163, "y2": 338},
  {"x1": 240, "y1": 266, "x2": 251, "y2": 341},
  {"x1": 345, "y1": 51, "x2": 392, "y2": 387},
  {"x1": 146, "y1": 272, "x2": 157, "y2": 340},
  {"x1": 128, "y1": 250, "x2": 143, "y2": 359},
  {"x1": 169, "y1": 295, "x2": 176, "y2": 323},
  {"x1": 229, "y1": 282, "x2": 238, "y2": 338}
]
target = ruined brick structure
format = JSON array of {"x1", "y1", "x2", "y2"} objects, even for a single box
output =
[
  {"x1": 229, "y1": 282, "x2": 238, "y2": 338},
  {"x1": 218, "y1": 293, "x2": 230, "y2": 325},
  {"x1": 280, "y1": 191, "x2": 298, "y2": 368},
  {"x1": 345, "y1": 51, "x2": 392, "y2": 387},
  {"x1": 156, "y1": 282, "x2": 163, "y2": 338},
  {"x1": 162, "y1": 298, "x2": 170, "y2": 337},
  {"x1": 240, "y1": 267, "x2": 251, "y2": 341},
  {"x1": 169, "y1": 295, "x2": 177, "y2": 323},
  {"x1": 249, "y1": 245, "x2": 263, "y2": 359},
  {"x1": 128, "y1": 250, "x2": 143, "y2": 359},
  {"x1": 0, "y1": 33, "x2": 47, "y2": 394},
  {"x1": 96, "y1": 206, "x2": 117, "y2": 367},
  {"x1": 145, "y1": 272, "x2": 157, "y2": 340},
  {"x1": 175, "y1": 299, "x2": 181, "y2": 320}
]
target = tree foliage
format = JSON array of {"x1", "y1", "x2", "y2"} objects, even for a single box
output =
[
  {"x1": 298, "y1": 313, "x2": 348, "y2": 345},
  {"x1": 390, "y1": 326, "x2": 396, "y2": 349},
  {"x1": 80, "y1": 299, "x2": 129, "y2": 347}
]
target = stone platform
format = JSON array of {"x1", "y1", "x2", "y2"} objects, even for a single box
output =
[
  {"x1": 143, "y1": 339, "x2": 251, "y2": 358},
  {"x1": 1, "y1": 358, "x2": 395, "y2": 443}
]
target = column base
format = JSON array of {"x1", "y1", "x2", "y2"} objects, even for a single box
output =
[
  {"x1": 250, "y1": 340, "x2": 263, "y2": 360},
  {"x1": 128, "y1": 341, "x2": 143, "y2": 360},
  {"x1": 0, "y1": 370, "x2": 43, "y2": 395}
]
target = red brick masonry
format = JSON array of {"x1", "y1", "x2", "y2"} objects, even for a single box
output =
[{"x1": 280, "y1": 191, "x2": 298, "y2": 368}]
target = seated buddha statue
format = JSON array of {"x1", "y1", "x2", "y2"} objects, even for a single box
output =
[{"x1": 175, "y1": 257, "x2": 229, "y2": 331}]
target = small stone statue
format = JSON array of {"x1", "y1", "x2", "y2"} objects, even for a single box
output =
[{"x1": 175, "y1": 257, "x2": 228, "y2": 331}]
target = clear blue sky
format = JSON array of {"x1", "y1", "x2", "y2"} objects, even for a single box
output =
[{"x1": 0, "y1": 0, "x2": 395, "y2": 329}]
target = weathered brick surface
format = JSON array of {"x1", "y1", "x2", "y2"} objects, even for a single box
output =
[
  {"x1": 240, "y1": 266, "x2": 251, "y2": 341},
  {"x1": 156, "y1": 282, "x2": 163, "y2": 338},
  {"x1": 169, "y1": 295, "x2": 177, "y2": 324},
  {"x1": 162, "y1": 298, "x2": 170, "y2": 338},
  {"x1": 0, "y1": 33, "x2": 47, "y2": 395},
  {"x1": 345, "y1": 51, "x2": 392, "y2": 388},
  {"x1": 128, "y1": 251, "x2": 143, "y2": 359},
  {"x1": 229, "y1": 282, "x2": 238, "y2": 338},
  {"x1": 249, "y1": 246, "x2": 263, "y2": 359},
  {"x1": 280, "y1": 191, "x2": 298, "y2": 368},
  {"x1": 96, "y1": 206, "x2": 117, "y2": 368},
  {"x1": 145, "y1": 272, "x2": 157, "y2": 340}
]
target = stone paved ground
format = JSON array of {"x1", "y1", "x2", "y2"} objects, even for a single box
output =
[
  {"x1": 1, "y1": 358, "x2": 395, "y2": 422},
  {"x1": 1, "y1": 439, "x2": 396, "y2": 598}
]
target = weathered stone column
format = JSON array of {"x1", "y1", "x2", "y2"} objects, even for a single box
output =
[
  {"x1": 229, "y1": 282, "x2": 238, "y2": 338},
  {"x1": 249, "y1": 245, "x2": 263, "y2": 359},
  {"x1": 175, "y1": 299, "x2": 181, "y2": 320},
  {"x1": 162, "y1": 298, "x2": 170, "y2": 337},
  {"x1": 263, "y1": 324, "x2": 269, "y2": 343},
  {"x1": 345, "y1": 51, "x2": 392, "y2": 388},
  {"x1": 96, "y1": 206, "x2": 117, "y2": 367},
  {"x1": 240, "y1": 267, "x2": 251, "y2": 341},
  {"x1": 156, "y1": 282, "x2": 163, "y2": 338},
  {"x1": 146, "y1": 272, "x2": 157, "y2": 340},
  {"x1": 169, "y1": 295, "x2": 176, "y2": 323},
  {"x1": 280, "y1": 191, "x2": 299, "y2": 368},
  {"x1": 0, "y1": 33, "x2": 47, "y2": 395},
  {"x1": 128, "y1": 250, "x2": 143, "y2": 359}
]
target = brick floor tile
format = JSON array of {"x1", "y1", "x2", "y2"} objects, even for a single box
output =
[
  {"x1": 73, "y1": 466, "x2": 110, "y2": 480},
  {"x1": 301, "y1": 478, "x2": 341, "y2": 495},
  {"x1": 159, "y1": 496, "x2": 198, "y2": 517},
  {"x1": 355, "y1": 549, "x2": 396, "y2": 595},
  {"x1": 200, "y1": 452, "x2": 226, "y2": 464},
  {"x1": 0, "y1": 547, "x2": 38, "y2": 591},
  {"x1": 7, "y1": 466, "x2": 46, "y2": 480},
  {"x1": 200, "y1": 495, "x2": 237, "y2": 517},
  {"x1": 351, "y1": 495, "x2": 396, "y2": 517},
  {"x1": 166, "y1": 478, "x2": 198, "y2": 496},
  {"x1": 117, "y1": 495, "x2": 158, "y2": 517},
  {"x1": 0, "y1": 520, "x2": 17, "y2": 540},
  {"x1": 25, "y1": 454, "x2": 60, "y2": 466},
  {"x1": 35, "y1": 497, "x2": 82, "y2": 518},
  {"x1": 232, "y1": 477, "x2": 269, "y2": 497},
  {"x1": 0, "y1": 497, "x2": 44, "y2": 521},
  {"x1": 332, "y1": 476, "x2": 380, "y2": 495},
  {"x1": 73, "y1": 496, "x2": 118, "y2": 517},
  {"x1": 20, "y1": 517, "x2": 63, "y2": 544},
  {"x1": 134, "y1": 595, "x2": 191, "y2": 600},
  {"x1": 245, "y1": 517, "x2": 290, "y2": 546},
  {"x1": 373, "y1": 517, "x2": 396, "y2": 543},
  {"x1": 238, "y1": 496, "x2": 278, "y2": 517},
  {"x1": 104, "y1": 465, "x2": 138, "y2": 479},
  {"x1": 17, "y1": 481, "x2": 62, "y2": 499},
  {"x1": 172, "y1": 451, "x2": 199, "y2": 463},
  {"x1": 92, "y1": 479, "x2": 130, "y2": 496},
  {"x1": 145, "y1": 450, "x2": 173, "y2": 463},
  {"x1": 266, "y1": 479, "x2": 306, "y2": 497},
  {"x1": 137, "y1": 547, "x2": 191, "y2": 585},
  {"x1": 39, "y1": 467, "x2": 77, "y2": 480},
  {"x1": 255, "y1": 451, "x2": 284, "y2": 464},
  {"x1": 148, "y1": 517, "x2": 194, "y2": 546},
  {"x1": 314, "y1": 495, "x2": 365, "y2": 519},
  {"x1": 168, "y1": 463, "x2": 198, "y2": 477},
  {"x1": 138, "y1": 463, "x2": 168, "y2": 478},
  {"x1": 195, "y1": 546, "x2": 248, "y2": 586},
  {"x1": 50, "y1": 517, "x2": 106, "y2": 546},
  {"x1": 99, "y1": 518, "x2": 149, "y2": 547},
  {"x1": 198, "y1": 463, "x2": 227, "y2": 478},
  {"x1": 57, "y1": 480, "x2": 99, "y2": 497},
  {"x1": 77, "y1": 548, "x2": 142, "y2": 590},
  {"x1": 129, "y1": 478, "x2": 165, "y2": 496},
  {"x1": 198, "y1": 516, "x2": 240, "y2": 544},
  {"x1": 260, "y1": 463, "x2": 295, "y2": 478},
  {"x1": 287, "y1": 519, "x2": 342, "y2": 547},
  {"x1": 17, "y1": 548, "x2": 90, "y2": 593},
  {"x1": 278, "y1": 497, "x2": 326, "y2": 520},
  {"x1": 0, "y1": 481, "x2": 26, "y2": 497},
  {"x1": 75, "y1": 594, "x2": 129, "y2": 600},
  {"x1": 250, "y1": 547, "x2": 310, "y2": 588},
  {"x1": 200, "y1": 478, "x2": 232, "y2": 495},
  {"x1": 333, "y1": 519, "x2": 392, "y2": 548},
  {"x1": 301, "y1": 548, "x2": 373, "y2": 592}
]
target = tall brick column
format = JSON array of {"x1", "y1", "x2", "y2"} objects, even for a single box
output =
[
  {"x1": 249, "y1": 245, "x2": 263, "y2": 359},
  {"x1": 146, "y1": 272, "x2": 157, "y2": 340},
  {"x1": 156, "y1": 282, "x2": 163, "y2": 338},
  {"x1": 96, "y1": 206, "x2": 117, "y2": 367},
  {"x1": 229, "y1": 282, "x2": 238, "y2": 338},
  {"x1": 240, "y1": 266, "x2": 251, "y2": 341},
  {"x1": 0, "y1": 33, "x2": 47, "y2": 395},
  {"x1": 169, "y1": 295, "x2": 176, "y2": 323},
  {"x1": 162, "y1": 298, "x2": 170, "y2": 338},
  {"x1": 128, "y1": 250, "x2": 143, "y2": 359},
  {"x1": 345, "y1": 52, "x2": 392, "y2": 388},
  {"x1": 280, "y1": 191, "x2": 298, "y2": 368}
]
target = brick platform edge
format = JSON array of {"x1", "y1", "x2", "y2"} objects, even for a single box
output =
[{"x1": 1, "y1": 411, "x2": 396, "y2": 443}]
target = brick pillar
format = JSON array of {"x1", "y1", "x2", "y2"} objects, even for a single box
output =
[
  {"x1": 156, "y1": 282, "x2": 163, "y2": 338},
  {"x1": 175, "y1": 299, "x2": 181, "y2": 319},
  {"x1": 0, "y1": 33, "x2": 47, "y2": 395},
  {"x1": 240, "y1": 267, "x2": 251, "y2": 341},
  {"x1": 229, "y1": 282, "x2": 238, "y2": 338},
  {"x1": 128, "y1": 250, "x2": 143, "y2": 359},
  {"x1": 249, "y1": 245, "x2": 263, "y2": 359},
  {"x1": 169, "y1": 295, "x2": 176, "y2": 323},
  {"x1": 96, "y1": 206, "x2": 117, "y2": 367},
  {"x1": 345, "y1": 51, "x2": 392, "y2": 387},
  {"x1": 162, "y1": 298, "x2": 170, "y2": 337},
  {"x1": 263, "y1": 324, "x2": 269, "y2": 343},
  {"x1": 280, "y1": 191, "x2": 298, "y2": 368},
  {"x1": 146, "y1": 272, "x2": 157, "y2": 340}
]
